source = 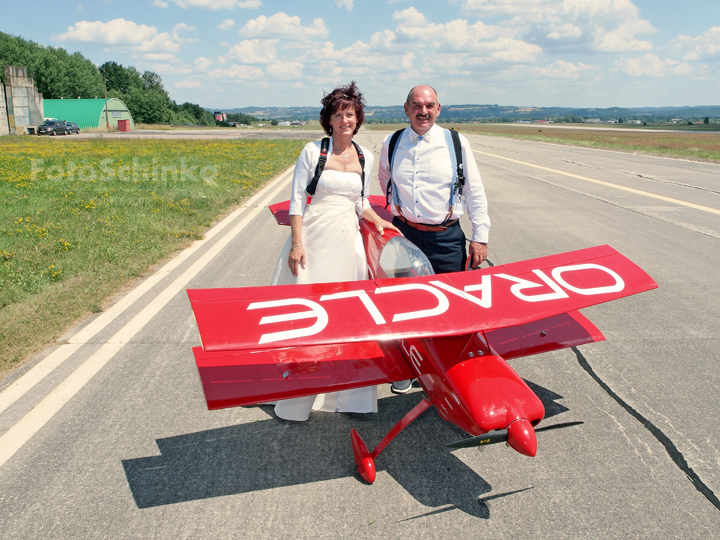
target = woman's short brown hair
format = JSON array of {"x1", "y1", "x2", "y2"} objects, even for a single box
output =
[{"x1": 319, "y1": 81, "x2": 365, "y2": 136}]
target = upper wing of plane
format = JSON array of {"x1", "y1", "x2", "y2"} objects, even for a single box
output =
[{"x1": 187, "y1": 245, "x2": 657, "y2": 353}]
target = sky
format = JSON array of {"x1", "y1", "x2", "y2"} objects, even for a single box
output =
[{"x1": 3, "y1": 0, "x2": 720, "y2": 109}]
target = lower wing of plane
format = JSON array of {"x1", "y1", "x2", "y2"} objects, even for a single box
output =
[{"x1": 193, "y1": 341, "x2": 413, "y2": 410}]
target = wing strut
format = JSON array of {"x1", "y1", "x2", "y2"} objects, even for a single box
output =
[{"x1": 351, "y1": 398, "x2": 432, "y2": 484}]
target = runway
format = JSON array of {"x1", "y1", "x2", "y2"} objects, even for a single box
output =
[{"x1": 1, "y1": 130, "x2": 719, "y2": 538}]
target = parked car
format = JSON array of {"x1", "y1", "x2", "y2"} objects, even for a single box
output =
[
  {"x1": 66, "y1": 122, "x2": 80, "y2": 135},
  {"x1": 38, "y1": 120, "x2": 68, "y2": 136}
]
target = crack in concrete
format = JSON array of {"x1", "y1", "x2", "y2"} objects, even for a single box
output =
[
  {"x1": 573, "y1": 346, "x2": 720, "y2": 512},
  {"x1": 600, "y1": 407, "x2": 658, "y2": 476}
]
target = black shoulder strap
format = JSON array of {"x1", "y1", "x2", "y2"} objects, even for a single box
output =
[
  {"x1": 449, "y1": 128, "x2": 465, "y2": 196},
  {"x1": 385, "y1": 128, "x2": 405, "y2": 208},
  {"x1": 352, "y1": 141, "x2": 366, "y2": 198},
  {"x1": 305, "y1": 137, "x2": 330, "y2": 196}
]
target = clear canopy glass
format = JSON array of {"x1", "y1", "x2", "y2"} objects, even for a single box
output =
[{"x1": 378, "y1": 236, "x2": 435, "y2": 278}]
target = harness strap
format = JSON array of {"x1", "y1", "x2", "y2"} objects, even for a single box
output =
[
  {"x1": 352, "y1": 141, "x2": 366, "y2": 198},
  {"x1": 385, "y1": 128, "x2": 405, "y2": 211},
  {"x1": 306, "y1": 137, "x2": 366, "y2": 200},
  {"x1": 387, "y1": 127, "x2": 465, "y2": 224},
  {"x1": 443, "y1": 128, "x2": 466, "y2": 222},
  {"x1": 305, "y1": 137, "x2": 330, "y2": 196}
]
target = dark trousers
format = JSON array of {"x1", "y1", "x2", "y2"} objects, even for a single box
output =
[{"x1": 392, "y1": 217, "x2": 466, "y2": 274}]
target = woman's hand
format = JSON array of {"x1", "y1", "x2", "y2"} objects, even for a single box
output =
[
  {"x1": 372, "y1": 217, "x2": 400, "y2": 236},
  {"x1": 288, "y1": 244, "x2": 306, "y2": 277},
  {"x1": 361, "y1": 208, "x2": 401, "y2": 236},
  {"x1": 288, "y1": 215, "x2": 305, "y2": 277}
]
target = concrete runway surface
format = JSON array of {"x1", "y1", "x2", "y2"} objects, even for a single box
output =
[{"x1": 1, "y1": 130, "x2": 719, "y2": 538}]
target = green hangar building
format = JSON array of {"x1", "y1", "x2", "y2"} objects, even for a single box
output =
[{"x1": 43, "y1": 98, "x2": 135, "y2": 130}]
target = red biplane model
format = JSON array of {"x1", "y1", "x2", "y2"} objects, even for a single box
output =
[{"x1": 187, "y1": 196, "x2": 657, "y2": 484}]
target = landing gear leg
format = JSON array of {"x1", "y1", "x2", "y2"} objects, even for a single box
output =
[{"x1": 351, "y1": 398, "x2": 432, "y2": 483}]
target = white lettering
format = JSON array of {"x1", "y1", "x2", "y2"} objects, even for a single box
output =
[
  {"x1": 496, "y1": 270, "x2": 569, "y2": 302},
  {"x1": 552, "y1": 264, "x2": 625, "y2": 295},
  {"x1": 431, "y1": 275, "x2": 492, "y2": 308},
  {"x1": 247, "y1": 299, "x2": 328, "y2": 344},
  {"x1": 400, "y1": 340, "x2": 424, "y2": 371},
  {"x1": 375, "y1": 284, "x2": 449, "y2": 322},
  {"x1": 320, "y1": 290, "x2": 386, "y2": 325}
]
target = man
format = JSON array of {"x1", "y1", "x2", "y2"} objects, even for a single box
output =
[{"x1": 378, "y1": 85, "x2": 491, "y2": 394}]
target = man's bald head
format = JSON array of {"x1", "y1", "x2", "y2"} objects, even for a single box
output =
[
  {"x1": 404, "y1": 85, "x2": 441, "y2": 136},
  {"x1": 406, "y1": 85, "x2": 438, "y2": 105}
]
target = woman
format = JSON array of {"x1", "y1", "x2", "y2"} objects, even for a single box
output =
[{"x1": 271, "y1": 81, "x2": 398, "y2": 421}]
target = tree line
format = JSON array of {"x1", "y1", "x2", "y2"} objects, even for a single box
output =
[{"x1": 0, "y1": 32, "x2": 216, "y2": 126}]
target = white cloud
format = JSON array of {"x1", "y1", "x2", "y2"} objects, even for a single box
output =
[
  {"x1": 195, "y1": 57, "x2": 213, "y2": 71},
  {"x1": 532, "y1": 60, "x2": 599, "y2": 79},
  {"x1": 218, "y1": 19, "x2": 235, "y2": 30},
  {"x1": 266, "y1": 60, "x2": 304, "y2": 80},
  {"x1": 239, "y1": 13, "x2": 329, "y2": 41},
  {"x1": 482, "y1": 37, "x2": 542, "y2": 62},
  {"x1": 172, "y1": 23, "x2": 197, "y2": 43},
  {"x1": 150, "y1": 62, "x2": 193, "y2": 74},
  {"x1": 335, "y1": 0, "x2": 354, "y2": 12},
  {"x1": 175, "y1": 79, "x2": 204, "y2": 88},
  {"x1": 144, "y1": 53, "x2": 181, "y2": 63},
  {"x1": 371, "y1": 7, "x2": 532, "y2": 64},
  {"x1": 615, "y1": 54, "x2": 693, "y2": 77},
  {"x1": 393, "y1": 6, "x2": 428, "y2": 28},
  {"x1": 595, "y1": 20, "x2": 654, "y2": 52},
  {"x1": 547, "y1": 23, "x2": 582, "y2": 40},
  {"x1": 54, "y1": 18, "x2": 198, "y2": 57},
  {"x1": 669, "y1": 26, "x2": 720, "y2": 62},
  {"x1": 209, "y1": 64, "x2": 265, "y2": 80},
  {"x1": 222, "y1": 39, "x2": 278, "y2": 64},
  {"x1": 461, "y1": 0, "x2": 548, "y2": 18},
  {"x1": 165, "y1": 0, "x2": 261, "y2": 9},
  {"x1": 56, "y1": 19, "x2": 159, "y2": 45},
  {"x1": 462, "y1": 0, "x2": 657, "y2": 52},
  {"x1": 152, "y1": 0, "x2": 169, "y2": 7}
]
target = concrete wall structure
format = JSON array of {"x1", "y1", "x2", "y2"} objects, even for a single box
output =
[
  {"x1": 3, "y1": 66, "x2": 44, "y2": 135},
  {"x1": 0, "y1": 84, "x2": 9, "y2": 136}
]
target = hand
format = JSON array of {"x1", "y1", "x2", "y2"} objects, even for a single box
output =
[
  {"x1": 288, "y1": 245, "x2": 306, "y2": 277},
  {"x1": 468, "y1": 241, "x2": 488, "y2": 269},
  {"x1": 373, "y1": 218, "x2": 401, "y2": 236}
]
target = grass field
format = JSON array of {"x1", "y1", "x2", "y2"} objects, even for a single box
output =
[
  {"x1": 366, "y1": 123, "x2": 720, "y2": 162},
  {"x1": 0, "y1": 137, "x2": 308, "y2": 374}
]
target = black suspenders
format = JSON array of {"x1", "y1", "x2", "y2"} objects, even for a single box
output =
[{"x1": 385, "y1": 128, "x2": 465, "y2": 219}]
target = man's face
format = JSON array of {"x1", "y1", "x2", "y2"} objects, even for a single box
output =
[{"x1": 404, "y1": 86, "x2": 441, "y2": 136}]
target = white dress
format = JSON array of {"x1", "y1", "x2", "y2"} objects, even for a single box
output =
[{"x1": 270, "y1": 166, "x2": 378, "y2": 421}]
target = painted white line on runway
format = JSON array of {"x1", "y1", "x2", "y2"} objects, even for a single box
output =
[
  {"x1": 473, "y1": 149, "x2": 720, "y2": 216},
  {"x1": 0, "y1": 167, "x2": 294, "y2": 416},
  {"x1": 0, "y1": 169, "x2": 293, "y2": 468}
]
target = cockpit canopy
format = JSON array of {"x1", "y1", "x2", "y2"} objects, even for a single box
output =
[{"x1": 378, "y1": 236, "x2": 434, "y2": 278}]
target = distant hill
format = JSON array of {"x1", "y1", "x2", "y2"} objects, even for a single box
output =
[{"x1": 210, "y1": 104, "x2": 720, "y2": 123}]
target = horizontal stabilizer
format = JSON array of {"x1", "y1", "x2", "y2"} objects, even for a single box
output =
[{"x1": 268, "y1": 200, "x2": 291, "y2": 226}]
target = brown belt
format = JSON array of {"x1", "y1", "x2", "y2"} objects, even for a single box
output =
[{"x1": 395, "y1": 215, "x2": 458, "y2": 232}]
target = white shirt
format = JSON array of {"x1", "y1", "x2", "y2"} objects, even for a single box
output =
[
  {"x1": 289, "y1": 139, "x2": 373, "y2": 217},
  {"x1": 378, "y1": 124, "x2": 490, "y2": 243}
]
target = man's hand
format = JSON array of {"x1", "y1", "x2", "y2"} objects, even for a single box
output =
[{"x1": 468, "y1": 241, "x2": 488, "y2": 269}]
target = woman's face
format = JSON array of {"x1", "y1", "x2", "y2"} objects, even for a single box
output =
[{"x1": 330, "y1": 105, "x2": 357, "y2": 136}]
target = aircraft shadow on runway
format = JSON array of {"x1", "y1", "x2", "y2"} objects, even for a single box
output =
[{"x1": 122, "y1": 380, "x2": 568, "y2": 518}]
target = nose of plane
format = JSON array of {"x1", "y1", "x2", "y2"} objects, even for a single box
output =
[{"x1": 507, "y1": 418, "x2": 538, "y2": 457}]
